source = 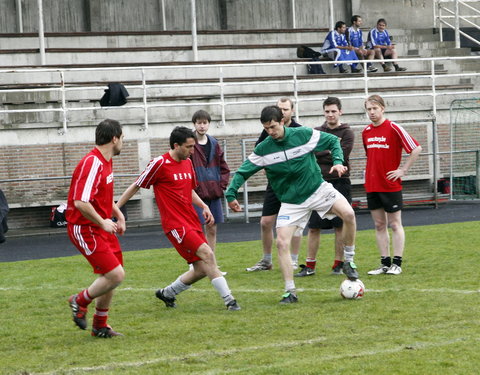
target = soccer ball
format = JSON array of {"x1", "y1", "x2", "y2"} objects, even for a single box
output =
[{"x1": 340, "y1": 279, "x2": 365, "y2": 299}]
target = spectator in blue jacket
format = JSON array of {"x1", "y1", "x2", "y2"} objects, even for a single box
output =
[
  {"x1": 346, "y1": 15, "x2": 377, "y2": 73},
  {"x1": 191, "y1": 110, "x2": 230, "y2": 255},
  {"x1": 367, "y1": 18, "x2": 407, "y2": 72},
  {"x1": 321, "y1": 21, "x2": 361, "y2": 74}
]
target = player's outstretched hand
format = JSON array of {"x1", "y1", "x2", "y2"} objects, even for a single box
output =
[
  {"x1": 101, "y1": 218, "x2": 118, "y2": 234},
  {"x1": 228, "y1": 199, "x2": 242, "y2": 212},
  {"x1": 329, "y1": 164, "x2": 347, "y2": 177}
]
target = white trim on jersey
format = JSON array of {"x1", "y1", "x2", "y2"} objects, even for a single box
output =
[
  {"x1": 73, "y1": 224, "x2": 96, "y2": 255},
  {"x1": 136, "y1": 155, "x2": 165, "y2": 188},
  {"x1": 77, "y1": 155, "x2": 101, "y2": 203},
  {"x1": 248, "y1": 130, "x2": 321, "y2": 167},
  {"x1": 170, "y1": 227, "x2": 185, "y2": 244},
  {"x1": 391, "y1": 121, "x2": 419, "y2": 151}
]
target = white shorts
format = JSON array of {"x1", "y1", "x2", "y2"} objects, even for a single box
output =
[{"x1": 276, "y1": 182, "x2": 340, "y2": 231}]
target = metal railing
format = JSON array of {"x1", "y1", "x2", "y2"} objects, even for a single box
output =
[
  {"x1": 434, "y1": 0, "x2": 480, "y2": 47},
  {"x1": 0, "y1": 55, "x2": 479, "y2": 135}
]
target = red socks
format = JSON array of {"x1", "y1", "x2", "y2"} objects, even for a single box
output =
[
  {"x1": 93, "y1": 308, "x2": 109, "y2": 329},
  {"x1": 75, "y1": 289, "x2": 93, "y2": 308},
  {"x1": 306, "y1": 258, "x2": 316, "y2": 270}
]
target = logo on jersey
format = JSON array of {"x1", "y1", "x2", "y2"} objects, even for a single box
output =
[
  {"x1": 173, "y1": 173, "x2": 192, "y2": 181},
  {"x1": 106, "y1": 173, "x2": 114, "y2": 184},
  {"x1": 366, "y1": 136, "x2": 390, "y2": 149}
]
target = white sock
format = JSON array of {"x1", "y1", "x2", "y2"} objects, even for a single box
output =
[
  {"x1": 344, "y1": 246, "x2": 355, "y2": 262},
  {"x1": 211, "y1": 276, "x2": 234, "y2": 304},
  {"x1": 164, "y1": 276, "x2": 191, "y2": 298},
  {"x1": 285, "y1": 280, "x2": 296, "y2": 293},
  {"x1": 263, "y1": 254, "x2": 272, "y2": 263},
  {"x1": 291, "y1": 253, "x2": 299, "y2": 262}
]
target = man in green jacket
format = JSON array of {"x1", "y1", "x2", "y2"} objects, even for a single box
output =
[{"x1": 226, "y1": 105, "x2": 359, "y2": 304}]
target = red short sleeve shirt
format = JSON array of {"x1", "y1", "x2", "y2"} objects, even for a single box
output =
[
  {"x1": 66, "y1": 148, "x2": 114, "y2": 225},
  {"x1": 362, "y1": 119, "x2": 420, "y2": 193},
  {"x1": 136, "y1": 152, "x2": 201, "y2": 233}
]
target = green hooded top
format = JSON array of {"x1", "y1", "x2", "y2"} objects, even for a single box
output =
[{"x1": 225, "y1": 126, "x2": 344, "y2": 205}]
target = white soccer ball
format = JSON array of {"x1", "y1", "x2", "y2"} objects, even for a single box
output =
[{"x1": 340, "y1": 279, "x2": 365, "y2": 299}]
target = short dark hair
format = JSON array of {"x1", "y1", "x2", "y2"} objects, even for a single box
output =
[
  {"x1": 192, "y1": 109, "x2": 211, "y2": 124},
  {"x1": 170, "y1": 126, "x2": 195, "y2": 149},
  {"x1": 323, "y1": 97, "x2": 342, "y2": 110},
  {"x1": 95, "y1": 119, "x2": 122, "y2": 146},
  {"x1": 351, "y1": 15, "x2": 361, "y2": 24},
  {"x1": 260, "y1": 105, "x2": 283, "y2": 124},
  {"x1": 377, "y1": 18, "x2": 387, "y2": 26},
  {"x1": 335, "y1": 21, "x2": 346, "y2": 31}
]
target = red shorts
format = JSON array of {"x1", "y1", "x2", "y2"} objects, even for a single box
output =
[
  {"x1": 68, "y1": 224, "x2": 123, "y2": 274},
  {"x1": 166, "y1": 227, "x2": 207, "y2": 264}
]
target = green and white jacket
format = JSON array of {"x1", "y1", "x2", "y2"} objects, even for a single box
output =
[{"x1": 225, "y1": 126, "x2": 344, "y2": 205}]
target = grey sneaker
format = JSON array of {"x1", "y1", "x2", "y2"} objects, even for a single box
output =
[
  {"x1": 343, "y1": 262, "x2": 359, "y2": 280},
  {"x1": 395, "y1": 66, "x2": 407, "y2": 72},
  {"x1": 331, "y1": 262, "x2": 344, "y2": 275},
  {"x1": 279, "y1": 292, "x2": 298, "y2": 304},
  {"x1": 367, "y1": 65, "x2": 378, "y2": 73},
  {"x1": 294, "y1": 265, "x2": 315, "y2": 277},
  {"x1": 226, "y1": 299, "x2": 241, "y2": 311},
  {"x1": 386, "y1": 264, "x2": 402, "y2": 275},
  {"x1": 155, "y1": 288, "x2": 177, "y2": 308},
  {"x1": 367, "y1": 265, "x2": 389, "y2": 275},
  {"x1": 246, "y1": 259, "x2": 272, "y2": 272},
  {"x1": 383, "y1": 64, "x2": 392, "y2": 72}
]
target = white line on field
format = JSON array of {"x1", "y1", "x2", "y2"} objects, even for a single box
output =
[
  {"x1": 34, "y1": 336, "x2": 476, "y2": 375},
  {"x1": 1, "y1": 286, "x2": 480, "y2": 294}
]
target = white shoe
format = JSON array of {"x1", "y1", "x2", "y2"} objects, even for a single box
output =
[
  {"x1": 386, "y1": 264, "x2": 402, "y2": 275},
  {"x1": 367, "y1": 265, "x2": 389, "y2": 275},
  {"x1": 221, "y1": 271, "x2": 228, "y2": 276},
  {"x1": 292, "y1": 261, "x2": 299, "y2": 270},
  {"x1": 189, "y1": 263, "x2": 194, "y2": 271}
]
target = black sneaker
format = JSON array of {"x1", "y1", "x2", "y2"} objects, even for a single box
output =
[
  {"x1": 351, "y1": 67, "x2": 362, "y2": 73},
  {"x1": 331, "y1": 262, "x2": 344, "y2": 275},
  {"x1": 68, "y1": 294, "x2": 88, "y2": 330},
  {"x1": 343, "y1": 262, "x2": 359, "y2": 280},
  {"x1": 279, "y1": 292, "x2": 298, "y2": 304},
  {"x1": 395, "y1": 66, "x2": 407, "y2": 72},
  {"x1": 91, "y1": 325, "x2": 124, "y2": 338},
  {"x1": 226, "y1": 299, "x2": 241, "y2": 311},
  {"x1": 155, "y1": 288, "x2": 177, "y2": 308},
  {"x1": 294, "y1": 265, "x2": 316, "y2": 277}
]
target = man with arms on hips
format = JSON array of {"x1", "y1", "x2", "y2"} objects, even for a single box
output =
[
  {"x1": 363, "y1": 95, "x2": 422, "y2": 275},
  {"x1": 117, "y1": 126, "x2": 240, "y2": 311},
  {"x1": 295, "y1": 97, "x2": 355, "y2": 277},
  {"x1": 67, "y1": 119, "x2": 126, "y2": 338},
  {"x1": 246, "y1": 97, "x2": 303, "y2": 272},
  {"x1": 226, "y1": 106, "x2": 359, "y2": 304}
]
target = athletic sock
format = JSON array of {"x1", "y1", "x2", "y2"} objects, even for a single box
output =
[
  {"x1": 393, "y1": 256, "x2": 403, "y2": 267},
  {"x1": 92, "y1": 308, "x2": 108, "y2": 329},
  {"x1": 291, "y1": 253, "x2": 299, "y2": 263},
  {"x1": 343, "y1": 246, "x2": 355, "y2": 262},
  {"x1": 285, "y1": 280, "x2": 296, "y2": 293},
  {"x1": 164, "y1": 276, "x2": 191, "y2": 298},
  {"x1": 306, "y1": 258, "x2": 317, "y2": 269},
  {"x1": 381, "y1": 256, "x2": 392, "y2": 267},
  {"x1": 211, "y1": 276, "x2": 234, "y2": 304},
  {"x1": 332, "y1": 259, "x2": 343, "y2": 269},
  {"x1": 263, "y1": 254, "x2": 272, "y2": 263},
  {"x1": 76, "y1": 288, "x2": 93, "y2": 307}
]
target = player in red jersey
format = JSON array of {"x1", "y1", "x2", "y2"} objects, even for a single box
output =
[
  {"x1": 66, "y1": 119, "x2": 126, "y2": 338},
  {"x1": 117, "y1": 126, "x2": 240, "y2": 311},
  {"x1": 362, "y1": 95, "x2": 422, "y2": 276}
]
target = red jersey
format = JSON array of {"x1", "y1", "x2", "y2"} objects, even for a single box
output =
[
  {"x1": 135, "y1": 152, "x2": 201, "y2": 233},
  {"x1": 66, "y1": 148, "x2": 114, "y2": 225},
  {"x1": 362, "y1": 119, "x2": 420, "y2": 193}
]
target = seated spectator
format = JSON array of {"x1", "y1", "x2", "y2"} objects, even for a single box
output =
[
  {"x1": 321, "y1": 21, "x2": 361, "y2": 74},
  {"x1": 367, "y1": 18, "x2": 407, "y2": 72},
  {"x1": 346, "y1": 15, "x2": 377, "y2": 73}
]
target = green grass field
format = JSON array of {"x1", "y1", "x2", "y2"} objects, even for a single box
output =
[{"x1": 1, "y1": 221, "x2": 480, "y2": 375}]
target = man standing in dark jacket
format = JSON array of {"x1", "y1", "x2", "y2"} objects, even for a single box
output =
[
  {"x1": 191, "y1": 110, "x2": 230, "y2": 254},
  {"x1": 295, "y1": 97, "x2": 355, "y2": 277}
]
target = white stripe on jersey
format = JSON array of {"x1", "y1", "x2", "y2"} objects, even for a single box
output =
[
  {"x1": 170, "y1": 228, "x2": 185, "y2": 244},
  {"x1": 136, "y1": 156, "x2": 165, "y2": 188},
  {"x1": 73, "y1": 224, "x2": 95, "y2": 255},
  {"x1": 248, "y1": 130, "x2": 320, "y2": 167},
  {"x1": 391, "y1": 121, "x2": 418, "y2": 151},
  {"x1": 80, "y1": 155, "x2": 102, "y2": 202}
]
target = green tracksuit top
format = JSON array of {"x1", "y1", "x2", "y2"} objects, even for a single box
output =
[{"x1": 225, "y1": 126, "x2": 344, "y2": 205}]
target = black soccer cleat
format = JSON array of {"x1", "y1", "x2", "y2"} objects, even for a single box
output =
[
  {"x1": 91, "y1": 325, "x2": 124, "y2": 338},
  {"x1": 294, "y1": 265, "x2": 316, "y2": 277},
  {"x1": 226, "y1": 299, "x2": 241, "y2": 311},
  {"x1": 68, "y1": 294, "x2": 88, "y2": 330},
  {"x1": 343, "y1": 262, "x2": 359, "y2": 280},
  {"x1": 279, "y1": 292, "x2": 298, "y2": 304},
  {"x1": 155, "y1": 288, "x2": 177, "y2": 308}
]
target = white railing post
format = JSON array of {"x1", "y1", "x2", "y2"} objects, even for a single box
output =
[
  {"x1": 329, "y1": 0, "x2": 334, "y2": 31},
  {"x1": 37, "y1": 0, "x2": 46, "y2": 65},
  {"x1": 60, "y1": 70, "x2": 67, "y2": 134},
  {"x1": 293, "y1": 63, "x2": 300, "y2": 123},
  {"x1": 16, "y1": 0, "x2": 23, "y2": 33},
  {"x1": 430, "y1": 59, "x2": 437, "y2": 119},
  {"x1": 142, "y1": 68, "x2": 149, "y2": 130},
  {"x1": 455, "y1": 0, "x2": 461, "y2": 48},
  {"x1": 291, "y1": 0, "x2": 296, "y2": 29},
  {"x1": 219, "y1": 66, "x2": 226, "y2": 127},
  {"x1": 191, "y1": 0, "x2": 198, "y2": 61},
  {"x1": 439, "y1": 1, "x2": 444, "y2": 42},
  {"x1": 161, "y1": 0, "x2": 167, "y2": 31}
]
